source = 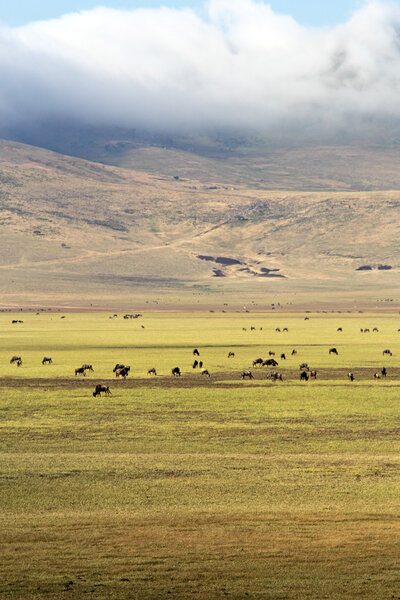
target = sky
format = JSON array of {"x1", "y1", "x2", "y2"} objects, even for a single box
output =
[
  {"x1": 2, "y1": 0, "x2": 400, "y2": 140},
  {"x1": 0, "y1": 0, "x2": 365, "y2": 28}
]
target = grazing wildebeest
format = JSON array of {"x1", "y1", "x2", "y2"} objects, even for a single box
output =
[
  {"x1": 42, "y1": 357, "x2": 52, "y2": 365},
  {"x1": 115, "y1": 366, "x2": 130, "y2": 379},
  {"x1": 242, "y1": 328, "x2": 247, "y2": 331},
  {"x1": 269, "y1": 351, "x2": 275, "y2": 356},
  {"x1": 291, "y1": 349, "x2": 297, "y2": 356},
  {"x1": 201, "y1": 369, "x2": 210, "y2": 377},
  {"x1": 82, "y1": 364, "x2": 94, "y2": 372},
  {"x1": 381, "y1": 367, "x2": 387, "y2": 377},
  {"x1": 147, "y1": 368, "x2": 157, "y2": 376},
  {"x1": 348, "y1": 372, "x2": 354, "y2": 381},
  {"x1": 253, "y1": 358, "x2": 263, "y2": 367},
  {"x1": 251, "y1": 326, "x2": 256, "y2": 331},
  {"x1": 16, "y1": 359, "x2": 22, "y2": 367},
  {"x1": 275, "y1": 328, "x2": 281, "y2": 332},
  {"x1": 280, "y1": 353, "x2": 286, "y2": 360},
  {"x1": 364, "y1": 328, "x2": 370, "y2": 333},
  {"x1": 193, "y1": 349, "x2": 200, "y2": 356},
  {"x1": 329, "y1": 348, "x2": 338, "y2": 355},
  {"x1": 193, "y1": 360, "x2": 199, "y2": 369},
  {"x1": 93, "y1": 385, "x2": 111, "y2": 397},
  {"x1": 263, "y1": 359, "x2": 278, "y2": 367},
  {"x1": 172, "y1": 367, "x2": 181, "y2": 377},
  {"x1": 337, "y1": 328, "x2": 343, "y2": 332},
  {"x1": 373, "y1": 372, "x2": 381, "y2": 380},
  {"x1": 383, "y1": 349, "x2": 392, "y2": 356},
  {"x1": 373, "y1": 328, "x2": 379, "y2": 332},
  {"x1": 304, "y1": 317, "x2": 310, "y2": 321},
  {"x1": 113, "y1": 363, "x2": 125, "y2": 372},
  {"x1": 270, "y1": 371, "x2": 283, "y2": 381},
  {"x1": 299, "y1": 363, "x2": 309, "y2": 371},
  {"x1": 283, "y1": 328, "x2": 288, "y2": 332},
  {"x1": 227, "y1": 352, "x2": 235, "y2": 358},
  {"x1": 300, "y1": 371, "x2": 309, "y2": 381},
  {"x1": 241, "y1": 370, "x2": 253, "y2": 379},
  {"x1": 10, "y1": 355, "x2": 21, "y2": 364},
  {"x1": 310, "y1": 370, "x2": 317, "y2": 379},
  {"x1": 75, "y1": 367, "x2": 86, "y2": 376}
]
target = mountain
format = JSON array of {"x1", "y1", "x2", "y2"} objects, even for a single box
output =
[{"x1": 0, "y1": 137, "x2": 399, "y2": 309}]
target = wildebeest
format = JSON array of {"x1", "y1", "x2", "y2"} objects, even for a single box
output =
[
  {"x1": 373, "y1": 372, "x2": 381, "y2": 380},
  {"x1": 199, "y1": 361, "x2": 203, "y2": 368},
  {"x1": 253, "y1": 358, "x2": 263, "y2": 367},
  {"x1": 310, "y1": 370, "x2": 317, "y2": 379},
  {"x1": 241, "y1": 370, "x2": 253, "y2": 379},
  {"x1": 228, "y1": 352, "x2": 235, "y2": 358},
  {"x1": 275, "y1": 328, "x2": 281, "y2": 332},
  {"x1": 291, "y1": 349, "x2": 297, "y2": 356},
  {"x1": 373, "y1": 328, "x2": 379, "y2": 332},
  {"x1": 16, "y1": 359, "x2": 22, "y2": 367},
  {"x1": 115, "y1": 366, "x2": 130, "y2": 378},
  {"x1": 263, "y1": 359, "x2": 278, "y2": 367},
  {"x1": 93, "y1": 385, "x2": 111, "y2": 397},
  {"x1": 75, "y1": 367, "x2": 86, "y2": 376},
  {"x1": 283, "y1": 328, "x2": 288, "y2": 332},
  {"x1": 329, "y1": 348, "x2": 338, "y2": 355},
  {"x1": 251, "y1": 326, "x2": 256, "y2": 331},
  {"x1": 381, "y1": 367, "x2": 387, "y2": 377},
  {"x1": 82, "y1": 364, "x2": 94, "y2": 372},
  {"x1": 201, "y1": 369, "x2": 210, "y2": 377},
  {"x1": 147, "y1": 368, "x2": 157, "y2": 376},
  {"x1": 172, "y1": 367, "x2": 181, "y2": 377},
  {"x1": 383, "y1": 349, "x2": 392, "y2": 356},
  {"x1": 299, "y1": 363, "x2": 309, "y2": 371},
  {"x1": 300, "y1": 371, "x2": 309, "y2": 381},
  {"x1": 113, "y1": 363, "x2": 125, "y2": 372},
  {"x1": 348, "y1": 372, "x2": 354, "y2": 381},
  {"x1": 337, "y1": 327, "x2": 343, "y2": 332},
  {"x1": 193, "y1": 360, "x2": 199, "y2": 368},
  {"x1": 304, "y1": 317, "x2": 310, "y2": 321},
  {"x1": 280, "y1": 353, "x2": 286, "y2": 360},
  {"x1": 269, "y1": 371, "x2": 283, "y2": 381},
  {"x1": 10, "y1": 355, "x2": 21, "y2": 364},
  {"x1": 269, "y1": 351, "x2": 275, "y2": 356},
  {"x1": 193, "y1": 349, "x2": 200, "y2": 356},
  {"x1": 42, "y1": 357, "x2": 52, "y2": 365},
  {"x1": 364, "y1": 328, "x2": 370, "y2": 333}
]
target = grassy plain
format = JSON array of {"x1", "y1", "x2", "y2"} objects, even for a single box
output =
[{"x1": 0, "y1": 312, "x2": 400, "y2": 599}]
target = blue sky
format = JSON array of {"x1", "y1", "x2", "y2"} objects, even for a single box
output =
[{"x1": 0, "y1": 0, "x2": 366, "y2": 28}]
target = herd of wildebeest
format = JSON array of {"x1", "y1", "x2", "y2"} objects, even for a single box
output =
[{"x1": 7, "y1": 319, "x2": 397, "y2": 396}]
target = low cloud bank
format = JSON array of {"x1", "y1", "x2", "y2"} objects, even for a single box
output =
[{"x1": 1, "y1": 1, "x2": 400, "y2": 136}]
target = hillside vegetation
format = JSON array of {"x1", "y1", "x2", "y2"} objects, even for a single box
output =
[{"x1": 0, "y1": 138, "x2": 399, "y2": 307}]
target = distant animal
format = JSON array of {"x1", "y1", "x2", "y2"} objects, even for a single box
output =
[
  {"x1": 113, "y1": 363, "x2": 125, "y2": 372},
  {"x1": 241, "y1": 370, "x2": 253, "y2": 379},
  {"x1": 299, "y1": 363, "x2": 309, "y2": 371},
  {"x1": 283, "y1": 328, "x2": 288, "y2": 332},
  {"x1": 269, "y1": 351, "x2": 275, "y2": 356},
  {"x1": 280, "y1": 353, "x2": 286, "y2": 360},
  {"x1": 381, "y1": 367, "x2": 387, "y2": 377},
  {"x1": 75, "y1": 367, "x2": 86, "y2": 376},
  {"x1": 82, "y1": 364, "x2": 94, "y2": 372},
  {"x1": 172, "y1": 367, "x2": 181, "y2": 377},
  {"x1": 201, "y1": 369, "x2": 210, "y2": 377},
  {"x1": 193, "y1": 349, "x2": 200, "y2": 356},
  {"x1": 270, "y1": 371, "x2": 283, "y2": 381},
  {"x1": 250, "y1": 326, "x2": 256, "y2": 331},
  {"x1": 300, "y1": 371, "x2": 309, "y2": 381},
  {"x1": 373, "y1": 372, "x2": 381, "y2": 380},
  {"x1": 348, "y1": 372, "x2": 354, "y2": 381},
  {"x1": 253, "y1": 358, "x2": 263, "y2": 367},
  {"x1": 263, "y1": 358, "x2": 278, "y2": 367},
  {"x1": 364, "y1": 328, "x2": 370, "y2": 333},
  {"x1": 383, "y1": 349, "x2": 392, "y2": 356},
  {"x1": 10, "y1": 355, "x2": 21, "y2": 364},
  {"x1": 329, "y1": 348, "x2": 338, "y2": 355},
  {"x1": 115, "y1": 366, "x2": 130, "y2": 379},
  {"x1": 291, "y1": 349, "x2": 297, "y2": 355},
  {"x1": 147, "y1": 368, "x2": 157, "y2": 376},
  {"x1": 360, "y1": 329, "x2": 364, "y2": 333},
  {"x1": 16, "y1": 359, "x2": 22, "y2": 367},
  {"x1": 227, "y1": 352, "x2": 235, "y2": 358},
  {"x1": 93, "y1": 384, "x2": 111, "y2": 397},
  {"x1": 337, "y1": 328, "x2": 343, "y2": 332},
  {"x1": 310, "y1": 370, "x2": 317, "y2": 379},
  {"x1": 42, "y1": 357, "x2": 52, "y2": 365},
  {"x1": 304, "y1": 317, "x2": 310, "y2": 321},
  {"x1": 242, "y1": 328, "x2": 247, "y2": 331},
  {"x1": 373, "y1": 328, "x2": 379, "y2": 332},
  {"x1": 193, "y1": 360, "x2": 199, "y2": 368},
  {"x1": 199, "y1": 361, "x2": 203, "y2": 368},
  {"x1": 275, "y1": 328, "x2": 281, "y2": 332},
  {"x1": 12, "y1": 320, "x2": 23, "y2": 324}
]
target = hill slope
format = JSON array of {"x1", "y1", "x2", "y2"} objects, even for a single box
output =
[{"x1": 0, "y1": 139, "x2": 399, "y2": 307}]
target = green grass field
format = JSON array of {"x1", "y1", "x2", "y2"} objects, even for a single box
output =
[{"x1": 1, "y1": 313, "x2": 399, "y2": 599}]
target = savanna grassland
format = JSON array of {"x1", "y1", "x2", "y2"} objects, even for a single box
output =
[{"x1": 1, "y1": 312, "x2": 400, "y2": 599}]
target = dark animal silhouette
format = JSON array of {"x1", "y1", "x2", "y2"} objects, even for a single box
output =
[
  {"x1": 337, "y1": 328, "x2": 343, "y2": 332},
  {"x1": 147, "y1": 368, "x2": 157, "y2": 376},
  {"x1": 283, "y1": 328, "x2": 288, "y2": 332},
  {"x1": 374, "y1": 372, "x2": 381, "y2": 380},
  {"x1": 291, "y1": 349, "x2": 297, "y2": 355},
  {"x1": 381, "y1": 367, "x2": 387, "y2": 377},
  {"x1": 10, "y1": 355, "x2": 21, "y2": 364},
  {"x1": 228, "y1": 352, "x2": 235, "y2": 358},
  {"x1": 329, "y1": 348, "x2": 338, "y2": 355},
  {"x1": 172, "y1": 367, "x2": 181, "y2": 377},
  {"x1": 263, "y1": 359, "x2": 278, "y2": 367},
  {"x1": 270, "y1": 371, "x2": 283, "y2": 381},
  {"x1": 193, "y1": 360, "x2": 199, "y2": 369},
  {"x1": 310, "y1": 370, "x2": 317, "y2": 379},
  {"x1": 373, "y1": 328, "x2": 379, "y2": 332},
  {"x1": 16, "y1": 359, "x2": 22, "y2": 367},
  {"x1": 201, "y1": 369, "x2": 210, "y2": 377},
  {"x1": 348, "y1": 372, "x2": 354, "y2": 381},
  {"x1": 251, "y1": 326, "x2": 256, "y2": 331},
  {"x1": 300, "y1": 371, "x2": 309, "y2": 381},
  {"x1": 193, "y1": 349, "x2": 200, "y2": 356},
  {"x1": 42, "y1": 357, "x2": 52, "y2": 365},
  {"x1": 93, "y1": 385, "x2": 111, "y2": 397},
  {"x1": 82, "y1": 364, "x2": 94, "y2": 372},
  {"x1": 199, "y1": 361, "x2": 203, "y2": 368},
  {"x1": 241, "y1": 370, "x2": 253, "y2": 379},
  {"x1": 75, "y1": 367, "x2": 86, "y2": 376},
  {"x1": 275, "y1": 328, "x2": 281, "y2": 332},
  {"x1": 269, "y1": 351, "x2": 275, "y2": 356},
  {"x1": 115, "y1": 366, "x2": 130, "y2": 379},
  {"x1": 280, "y1": 353, "x2": 286, "y2": 360},
  {"x1": 113, "y1": 363, "x2": 125, "y2": 372},
  {"x1": 383, "y1": 349, "x2": 392, "y2": 356},
  {"x1": 253, "y1": 358, "x2": 263, "y2": 367},
  {"x1": 299, "y1": 363, "x2": 309, "y2": 371}
]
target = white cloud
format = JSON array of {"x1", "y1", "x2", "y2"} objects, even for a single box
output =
[{"x1": 1, "y1": 0, "x2": 400, "y2": 134}]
